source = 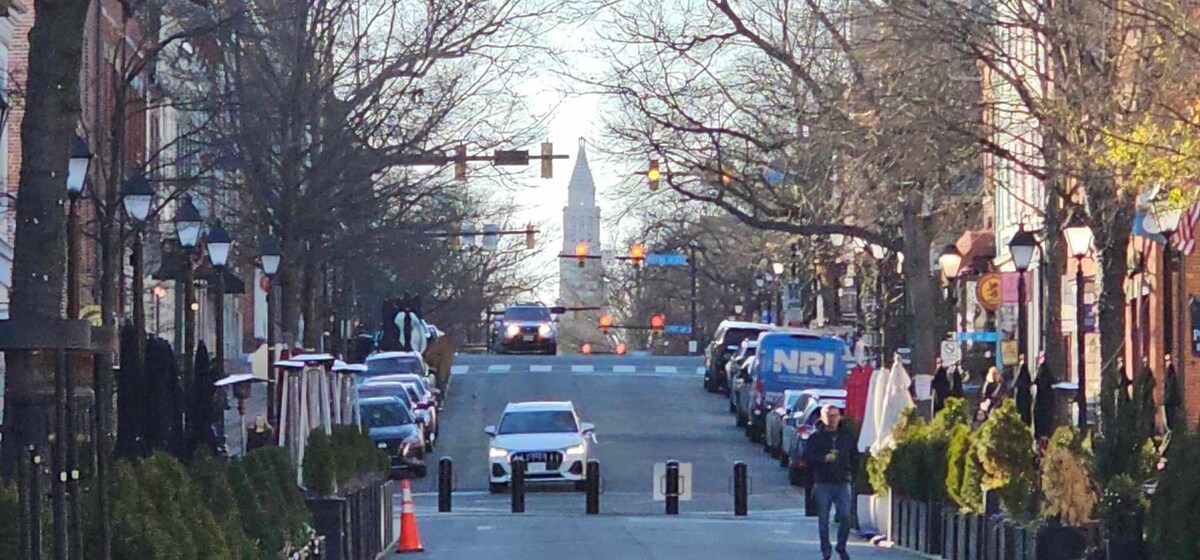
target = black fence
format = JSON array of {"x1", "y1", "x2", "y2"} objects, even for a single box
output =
[
  {"x1": 889, "y1": 497, "x2": 1102, "y2": 560},
  {"x1": 307, "y1": 479, "x2": 396, "y2": 560}
]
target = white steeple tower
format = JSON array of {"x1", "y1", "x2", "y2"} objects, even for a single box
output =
[{"x1": 558, "y1": 138, "x2": 605, "y2": 352}]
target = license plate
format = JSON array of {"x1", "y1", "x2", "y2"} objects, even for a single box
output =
[
  {"x1": 523, "y1": 335, "x2": 535, "y2": 342},
  {"x1": 527, "y1": 462, "x2": 547, "y2": 474}
]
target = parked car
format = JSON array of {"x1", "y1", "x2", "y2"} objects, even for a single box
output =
[
  {"x1": 764, "y1": 390, "x2": 806, "y2": 458},
  {"x1": 732, "y1": 356, "x2": 757, "y2": 428},
  {"x1": 485, "y1": 401, "x2": 595, "y2": 493},
  {"x1": 777, "y1": 389, "x2": 848, "y2": 466},
  {"x1": 496, "y1": 302, "x2": 558, "y2": 355},
  {"x1": 362, "y1": 374, "x2": 440, "y2": 446},
  {"x1": 725, "y1": 340, "x2": 759, "y2": 411},
  {"x1": 358, "y1": 396, "x2": 426, "y2": 478},
  {"x1": 365, "y1": 351, "x2": 430, "y2": 378},
  {"x1": 786, "y1": 398, "x2": 847, "y2": 485},
  {"x1": 704, "y1": 321, "x2": 772, "y2": 393}
]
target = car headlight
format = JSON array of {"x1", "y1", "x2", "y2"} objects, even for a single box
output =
[
  {"x1": 565, "y1": 444, "x2": 586, "y2": 455},
  {"x1": 505, "y1": 324, "x2": 521, "y2": 338},
  {"x1": 489, "y1": 447, "x2": 510, "y2": 459},
  {"x1": 537, "y1": 323, "x2": 553, "y2": 337}
]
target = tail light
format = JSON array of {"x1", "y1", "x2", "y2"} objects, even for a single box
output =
[
  {"x1": 754, "y1": 378, "x2": 764, "y2": 396},
  {"x1": 797, "y1": 425, "x2": 814, "y2": 440}
]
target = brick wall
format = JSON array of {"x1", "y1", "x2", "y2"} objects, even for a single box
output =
[{"x1": 1180, "y1": 247, "x2": 1200, "y2": 426}]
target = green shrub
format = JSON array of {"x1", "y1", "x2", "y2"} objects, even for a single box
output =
[
  {"x1": 1148, "y1": 429, "x2": 1200, "y2": 559},
  {"x1": 302, "y1": 426, "x2": 388, "y2": 497},
  {"x1": 867, "y1": 449, "x2": 891, "y2": 494},
  {"x1": 973, "y1": 399, "x2": 1039, "y2": 519},
  {"x1": 241, "y1": 448, "x2": 310, "y2": 553},
  {"x1": 945, "y1": 424, "x2": 976, "y2": 510},
  {"x1": 881, "y1": 402, "x2": 967, "y2": 503},
  {"x1": 190, "y1": 453, "x2": 257, "y2": 560},
  {"x1": 303, "y1": 430, "x2": 337, "y2": 497},
  {"x1": 1099, "y1": 474, "x2": 1148, "y2": 541},
  {"x1": 1040, "y1": 426, "x2": 1096, "y2": 526}
]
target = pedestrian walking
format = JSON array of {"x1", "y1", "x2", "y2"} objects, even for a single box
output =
[
  {"x1": 931, "y1": 358, "x2": 951, "y2": 414},
  {"x1": 245, "y1": 414, "x2": 275, "y2": 453},
  {"x1": 800, "y1": 404, "x2": 857, "y2": 560},
  {"x1": 1014, "y1": 356, "x2": 1033, "y2": 425}
]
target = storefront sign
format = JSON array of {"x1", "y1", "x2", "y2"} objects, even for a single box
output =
[{"x1": 976, "y1": 273, "x2": 1002, "y2": 311}]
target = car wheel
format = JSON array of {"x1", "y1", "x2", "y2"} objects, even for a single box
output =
[
  {"x1": 762, "y1": 441, "x2": 771, "y2": 453},
  {"x1": 546, "y1": 345, "x2": 557, "y2": 356},
  {"x1": 736, "y1": 412, "x2": 746, "y2": 427},
  {"x1": 728, "y1": 400, "x2": 736, "y2": 413},
  {"x1": 749, "y1": 427, "x2": 762, "y2": 444},
  {"x1": 574, "y1": 480, "x2": 587, "y2": 492},
  {"x1": 779, "y1": 453, "x2": 789, "y2": 469},
  {"x1": 414, "y1": 466, "x2": 428, "y2": 478},
  {"x1": 488, "y1": 482, "x2": 507, "y2": 494},
  {"x1": 788, "y1": 467, "x2": 804, "y2": 487},
  {"x1": 425, "y1": 438, "x2": 435, "y2": 452}
]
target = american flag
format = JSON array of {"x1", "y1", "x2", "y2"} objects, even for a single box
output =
[{"x1": 1173, "y1": 201, "x2": 1200, "y2": 255}]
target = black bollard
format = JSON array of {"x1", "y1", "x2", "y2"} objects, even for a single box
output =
[
  {"x1": 665, "y1": 460, "x2": 680, "y2": 515},
  {"x1": 585, "y1": 460, "x2": 600, "y2": 514},
  {"x1": 438, "y1": 457, "x2": 453, "y2": 512},
  {"x1": 511, "y1": 458, "x2": 526, "y2": 513},
  {"x1": 733, "y1": 462, "x2": 748, "y2": 516}
]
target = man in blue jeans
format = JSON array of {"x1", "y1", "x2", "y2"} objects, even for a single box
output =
[{"x1": 800, "y1": 404, "x2": 857, "y2": 560}]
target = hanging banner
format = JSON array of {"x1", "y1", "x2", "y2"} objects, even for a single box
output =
[{"x1": 1191, "y1": 297, "x2": 1200, "y2": 357}]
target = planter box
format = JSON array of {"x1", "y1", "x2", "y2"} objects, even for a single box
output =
[{"x1": 306, "y1": 479, "x2": 396, "y2": 560}]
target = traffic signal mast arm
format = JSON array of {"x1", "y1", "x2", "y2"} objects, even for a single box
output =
[{"x1": 395, "y1": 143, "x2": 570, "y2": 180}]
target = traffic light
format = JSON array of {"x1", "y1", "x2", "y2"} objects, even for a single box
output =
[
  {"x1": 575, "y1": 241, "x2": 589, "y2": 268},
  {"x1": 650, "y1": 314, "x2": 665, "y2": 333},
  {"x1": 454, "y1": 145, "x2": 467, "y2": 181},
  {"x1": 525, "y1": 223, "x2": 535, "y2": 249},
  {"x1": 599, "y1": 314, "x2": 613, "y2": 334},
  {"x1": 541, "y1": 142, "x2": 554, "y2": 178},
  {"x1": 630, "y1": 244, "x2": 645, "y2": 268},
  {"x1": 581, "y1": 342, "x2": 592, "y2": 355},
  {"x1": 616, "y1": 342, "x2": 627, "y2": 356},
  {"x1": 647, "y1": 159, "x2": 660, "y2": 191}
]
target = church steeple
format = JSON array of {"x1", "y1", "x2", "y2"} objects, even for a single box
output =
[{"x1": 567, "y1": 138, "x2": 596, "y2": 208}]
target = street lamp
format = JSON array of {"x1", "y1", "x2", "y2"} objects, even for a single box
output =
[
  {"x1": 939, "y1": 243, "x2": 966, "y2": 362},
  {"x1": 1151, "y1": 196, "x2": 1185, "y2": 359},
  {"x1": 1063, "y1": 213, "x2": 1093, "y2": 428},
  {"x1": 122, "y1": 174, "x2": 155, "y2": 345},
  {"x1": 830, "y1": 233, "x2": 845, "y2": 247},
  {"x1": 175, "y1": 195, "x2": 204, "y2": 401},
  {"x1": 733, "y1": 303, "x2": 744, "y2": 317},
  {"x1": 259, "y1": 233, "x2": 282, "y2": 424},
  {"x1": 938, "y1": 244, "x2": 963, "y2": 281},
  {"x1": 1009, "y1": 225, "x2": 1038, "y2": 360},
  {"x1": 206, "y1": 221, "x2": 233, "y2": 387},
  {"x1": 771, "y1": 261, "x2": 785, "y2": 276},
  {"x1": 66, "y1": 134, "x2": 93, "y2": 318}
]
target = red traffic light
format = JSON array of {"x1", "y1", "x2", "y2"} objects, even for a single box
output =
[
  {"x1": 650, "y1": 314, "x2": 665, "y2": 331},
  {"x1": 581, "y1": 342, "x2": 592, "y2": 355},
  {"x1": 630, "y1": 244, "x2": 645, "y2": 261},
  {"x1": 616, "y1": 342, "x2": 627, "y2": 355},
  {"x1": 599, "y1": 314, "x2": 614, "y2": 330}
]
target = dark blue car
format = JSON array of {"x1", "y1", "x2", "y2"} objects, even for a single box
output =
[{"x1": 358, "y1": 396, "x2": 426, "y2": 478}]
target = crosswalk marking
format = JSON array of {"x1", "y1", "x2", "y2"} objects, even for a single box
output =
[
  {"x1": 695, "y1": 367, "x2": 706, "y2": 376},
  {"x1": 487, "y1": 364, "x2": 511, "y2": 373},
  {"x1": 529, "y1": 364, "x2": 553, "y2": 372},
  {"x1": 655, "y1": 366, "x2": 677, "y2": 374},
  {"x1": 570, "y1": 364, "x2": 595, "y2": 373},
  {"x1": 612, "y1": 365, "x2": 636, "y2": 373},
  {"x1": 450, "y1": 365, "x2": 470, "y2": 375}
]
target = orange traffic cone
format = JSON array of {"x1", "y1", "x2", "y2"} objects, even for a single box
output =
[{"x1": 397, "y1": 479, "x2": 425, "y2": 553}]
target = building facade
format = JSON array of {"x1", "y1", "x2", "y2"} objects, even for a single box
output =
[{"x1": 558, "y1": 138, "x2": 604, "y2": 352}]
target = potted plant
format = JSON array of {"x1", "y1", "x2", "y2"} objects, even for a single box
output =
[{"x1": 1037, "y1": 427, "x2": 1094, "y2": 560}]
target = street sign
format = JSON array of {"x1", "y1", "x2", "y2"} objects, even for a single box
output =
[
  {"x1": 493, "y1": 149, "x2": 530, "y2": 166},
  {"x1": 664, "y1": 325, "x2": 692, "y2": 335},
  {"x1": 940, "y1": 340, "x2": 961, "y2": 365},
  {"x1": 653, "y1": 462, "x2": 693, "y2": 501},
  {"x1": 645, "y1": 253, "x2": 688, "y2": 266}
]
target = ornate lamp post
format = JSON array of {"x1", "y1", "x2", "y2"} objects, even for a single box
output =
[
  {"x1": 174, "y1": 196, "x2": 203, "y2": 397},
  {"x1": 258, "y1": 234, "x2": 282, "y2": 424},
  {"x1": 1150, "y1": 198, "x2": 1184, "y2": 358},
  {"x1": 1063, "y1": 213, "x2": 1094, "y2": 428},
  {"x1": 1009, "y1": 226, "x2": 1038, "y2": 360},
  {"x1": 206, "y1": 222, "x2": 233, "y2": 386},
  {"x1": 65, "y1": 134, "x2": 92, "y2": 318},
  {"x1": 121, "y1": 174, "x2": 155, "y2": 349}
]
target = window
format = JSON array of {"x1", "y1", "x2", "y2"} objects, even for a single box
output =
[
  {"x1": 498, "y1": 410, "x2": 579, "y2": 434},
  {"x1": 360, "y1": 401, "x2": 413, "y2": 429}
]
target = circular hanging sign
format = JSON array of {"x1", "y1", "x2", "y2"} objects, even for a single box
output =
[{"x1": 976, "y1": 272, "x2": 1002, "y2": 311}]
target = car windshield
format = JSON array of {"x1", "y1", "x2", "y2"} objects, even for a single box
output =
[
  {"x1": 360, "y1": 401, "x2": 413, "y2": 429},
  {"x1": 357, "y1": 385, "x2": 414, "y2": 408},
  {"x1": 784, "y1": 393, "x2": 803, "y2": 410},
  {"x1": 366, "y1": 356, "x2": 424, "y2": 375},
  {"x1": 725, "y1": 328, "x2": 766, "y2": 347},
  {"x1": 498, "y1": 410, "x2": 578, "y2": 434},
  {"x1": 504, "y1": 307, "x2": 551, "y2": 321}
]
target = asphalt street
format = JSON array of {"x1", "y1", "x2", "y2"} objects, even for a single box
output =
[{"x1": 390, "y1": 353, "x2": 914, "y2": 559}]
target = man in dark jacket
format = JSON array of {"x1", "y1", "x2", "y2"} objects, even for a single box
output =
[{"x1": 800, "y1": 404, "x2": 857, "y2": 560}]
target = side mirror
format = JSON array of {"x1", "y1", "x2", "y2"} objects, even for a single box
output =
[
  {"x1": 580, "y1": 422, "x2": 595, "y2": 435},
  {"x1": 484, "y1": 425, "x2": 496, "y2": 437}
]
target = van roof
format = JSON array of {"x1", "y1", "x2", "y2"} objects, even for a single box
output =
[{"x1": 719, "y1": 320, "x2": 774, "y2": 331}]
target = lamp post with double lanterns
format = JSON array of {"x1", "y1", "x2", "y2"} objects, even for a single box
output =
[
  {"x1": 1063, "y1": 213, "x2": 1094, "y2": 428},
  {"x1": 258, "y1": 234, "x2": 282, "y2": 425},
  {"x1": 1008, "y1": 226, "x2": 1038, "y2": 360},
  {"x1": 205, "y1": 222, "x2": 233, "y2": 442}
]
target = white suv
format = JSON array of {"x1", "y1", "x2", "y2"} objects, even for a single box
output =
[{"x1": 485, "y1": 401, "x2": 594, "y2": 493}]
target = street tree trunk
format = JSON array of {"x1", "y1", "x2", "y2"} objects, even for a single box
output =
[
  {"x1": 0, "y1": 0, "x2": 92, "y2": 477},
  {"x1": 1042, "y1": 184, "x2": 1067, "y2": 377},
  {"x1": 1088, "y1": 177, "x2": 1135, "y2": 428},
  {"x1": 901, "y1": 190, "x2": 940, "y2": 378}
]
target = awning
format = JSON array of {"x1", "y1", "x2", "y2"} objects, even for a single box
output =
[
  {"x1": 150, "y1": 241, "x2": 244, "y2": 294},
  {"x1": 953, "y1": 230, "x2": 995, "y2": 276}
]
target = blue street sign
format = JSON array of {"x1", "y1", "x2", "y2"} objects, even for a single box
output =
[
  {"x1": 645, "y1": 254, "x2": 688, "y2": 266},
  {"x1": 664, "y1": 325, "x2": 692, "y2": 335},
  {"x1": 955, "y1": 331, "x2": 999, "y2": 343}
]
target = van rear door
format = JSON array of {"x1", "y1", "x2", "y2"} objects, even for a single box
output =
[{"x1": 756, "y1": 333, "x2": 848, "y2": 405}]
